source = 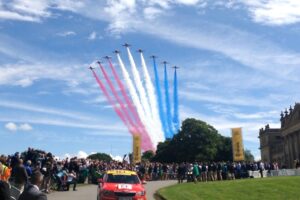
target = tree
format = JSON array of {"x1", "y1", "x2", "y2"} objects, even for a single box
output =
[
  {"x1": 142, "y1": 150, "x2": 155, "y2": 161},
  {"x1": 153, "y1": 118, "x2": 233, "y2": 163},
  {"x1": 87, "y1": 153, "x2": 112, "y2": 162},
  {"x1": 244, "y1": 149, "x2": 255, "y2": 162}
]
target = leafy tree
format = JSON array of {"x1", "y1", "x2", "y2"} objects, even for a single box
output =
[
  {"x1": 244, "y1": 149, "x2": 255, "y2": 162},
  {"x1": 87, "y1": 153, "x2": 112, "y2": 162},
  {"x1": 142, "y1": 150, "x2": 155, "y2": 161},
  {"x1": 153, "y1": 118, "x2": 234, "y2": 163},
  {"x1": 215, "y1": 136, "x2": 233, "y2": 161}
]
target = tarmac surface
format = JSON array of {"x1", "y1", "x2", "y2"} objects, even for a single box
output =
[{"x1": 48, "y1": 180, "x2": 177, "y2": 200}]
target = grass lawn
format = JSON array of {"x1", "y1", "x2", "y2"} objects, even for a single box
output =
[{"x1": 158, "y1": 176, "x2": 300, "y2": 200}]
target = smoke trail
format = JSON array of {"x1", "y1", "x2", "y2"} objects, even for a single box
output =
[
  {"x1": 91, "y1": 68, "x2": 153, "y2": 150},
  {"x1": 164, "y1": 62, "x2": 174, "y2": 138},
  {"x1": 91, "y1": 69, "x2": 130, "y2": 131},
  {"x1": 100, "y1": 60, "x2": 152, "y2": 148},
  {"x1": 126, "y1": 47, "x2": 164, "y2": 143},
  {"x1": 173, "y1": 68, "x2": 180, "y2": 133},
  {"x1": 126, "y1": 48, "x2": 153, "y2": 120},
  {"x1": 115, "y1": 53, "x2": 157, "y2": 149},
  {"x1": 97, "y1": 62, "x2": 137, "y2": 134},
  {"x1": 140, "y1": 52, "x2": 165, "y2": 141},
  {"x1": 106, "y1": 58, "x2": 146, "y2": 134},
  {"x1": 152, "y1": 57, "x2": 169, "y2": 139}
]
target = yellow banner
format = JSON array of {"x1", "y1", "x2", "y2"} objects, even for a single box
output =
[
  {"x1": 231, "y1": 127, "x2": 245, "y2": 161},
  {"x1": 133, "y1": 135, "x2": 141, "y2": 164}
]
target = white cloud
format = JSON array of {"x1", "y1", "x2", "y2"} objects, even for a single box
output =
[
  {"x1": 56, "y1": 31, "x2": 76, "y2": 37},
  {"x1": 52, "y1": 0, "x2": 85, "y2": 12},
  {"x1": 61, "y1": 151, "x2": 89, "y2": 159},
  {"x1": 63, "y1": 153, "x2": 72, "y2": 159},
  {"x1": 174, "y1": 0, "x2": 200, "y2": 5},
  {"x1": 0, "y1": 61, "x2": 95, "y2": 93},
  {"x1": 138, "y1": 20, "x2": 300, "y2": 79},
  {"x1": 77, "y1": 150, "x2": 88, "y2": 159},
  {"x1": 0, "y1": 10, "x2": 40, "y2": 22},
  {"x1": 104, "y1": 0, "x2": 138, "y2": 34},
  {"x1": 143, "y1": 7, "x2": 163, "y2": 20},
  {"x1": 19, "y1": 123, "x2": 33, "y2": 131},
  {"x1": 241, "y1": 0, "x2": 300, "y2": 25},
  {"x1": 4, "y1": 122, "x2": 33, "y2": 132},
  {"x1": 5, "y1": 122, "x2": 18, "y2": 132},
  {"x1": 110, "y1": 154, "x2": 123, "y2": 161},
  {"x1": 1, "y1": 0, "x2": 299, "y2": 27},
  {"x1": 0, "y1": 115, "x2": 126, "y2": 132},
  {"x1": 180, "y1": 104, "x2": 280, "y2": 144},
  {"x1": 88, "y1": 31, "x2": 97, "y2": 40},
  {"x1": 0, "y1": 100, "x2": 99, "y2": 122},
  {"x1": 0, "y1": 0, "x2": 51, "y2": 22}
]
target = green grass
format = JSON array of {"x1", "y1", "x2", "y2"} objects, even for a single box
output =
[{"x1": 158, "y1": 176, "x2": 300, "y2": 200}]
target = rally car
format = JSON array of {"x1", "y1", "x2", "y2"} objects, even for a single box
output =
[{"x1": 97, "y1": 169, "x2": 147, "y2": 200}]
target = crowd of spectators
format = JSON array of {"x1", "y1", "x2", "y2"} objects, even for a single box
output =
[
  {"x1": 0, "y1": 147, "x2": 282, "y2": 199},
  {"x1": 136, "y1": 161, "x2": 280, "y2": 184}
]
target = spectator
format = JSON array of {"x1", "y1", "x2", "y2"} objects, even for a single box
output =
[
  {"x1": 177, "y1": 163, "x2": 185, "y2": 184},
  {"x1": 259, "y1": 161, "x2": 265, "y2": 178},
  {"x1": 10, "y1": 159, "x2": 28, "y2": 200},
  {"x1": 25, "y1": 160, "x2": 33, "y2": 177},
  {"x1": 0, "y1": 180, "x2": 10, "y2": 200},
  {"x1": 66, "y1": 170, "x2": 77, "y2": 191},
  {"x1": 192, "y1": 162, "x2": 199, "y2": 183},
  {"x1": 0, "y1": 161, "x2": 11, "y2": 182},
  {"x1": 0, "y1": 160, "x2": 11, "y2": 200},
  {"x1": 18, "y1": 170, "x2": 47, "y2": 200},
  {"x1": 41, "y1": 161, "x2": 53, "y2": 193},
  {"x1": 201, "y1": 163, "x2": 208, "y2": 182}
]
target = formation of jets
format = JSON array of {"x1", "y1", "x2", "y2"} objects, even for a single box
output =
[{"x1": 89, "y1": 43, "x2": 180, "y2": 69}]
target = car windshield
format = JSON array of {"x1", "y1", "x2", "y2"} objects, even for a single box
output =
[{"x1": 106, "y1": 174, "x2": 140, "y2": 184}]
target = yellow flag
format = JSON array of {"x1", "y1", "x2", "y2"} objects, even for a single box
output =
[
  {"x1": 133, "y1": 135, "x2": 141, "y2": 164},
  {"x1": 231, "y1": 127, "x2": 244, "y2": 161}
]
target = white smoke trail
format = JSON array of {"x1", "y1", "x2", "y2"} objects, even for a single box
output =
[
  {"x1": 140, "y1": 52, "x2": 165, "y2": 142},
  {"x1": 116, "y1": 53, "x2": 159, "y2": 147},
  {"x1": 126, "y1": 48, "x2": 153, "y2": 119},
  {"x1": 126, "y1": 47, "x2": 163, "y2": 144}
]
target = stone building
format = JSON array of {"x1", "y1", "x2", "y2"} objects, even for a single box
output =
[
  {"x1": 259, "y1": 103, "x2": 300, "y2": 168},
  {"x1": 281, "y1": 103, "x2": 300, "y2": 168},
  {"x1": 259, "y1": 125, "x2": 284, "y2": 166}
]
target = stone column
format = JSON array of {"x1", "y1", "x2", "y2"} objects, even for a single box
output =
[
  {"x1": 284, "y1": 136, "x2": 289, "y2": 168},
  {"x1": 294, "y1": 132, "x2": 299, "y2": 161},
  {"x1": 292, "y1": 133, "x2": 296, "y2": 167},
  {"x1": 296, "y1": 131, "x2": 300, "y2": 159},
  {"x1": 288, "y1": 135, "x2": 294, "y2": 168}
]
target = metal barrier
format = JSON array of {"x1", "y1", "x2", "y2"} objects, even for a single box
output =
[
  {"x1": 248, "y1": 170, "x2": 267, "y2": 178},
  {"x1": 247, "y1": 169, "x2": 300, "y2": 178},
  {"x1": 268, "y1": 168, "x2": 300, "y2": 177}
]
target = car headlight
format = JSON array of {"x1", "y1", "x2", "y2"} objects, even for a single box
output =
[
  {"x1": 136, "y1": 190, "x2": 146, "y2": 196},
  {"x1": 102, "y1": 189, "x2": 114, "y2": 196}
]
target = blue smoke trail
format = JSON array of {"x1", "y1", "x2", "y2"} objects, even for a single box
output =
[
  {"x1": 164, "y1": 62, "x2": 174, "y2": 138},
  {"x1": 173, "y1": 68, "x2": 180, "y2": 133},
  {"x1": 152, "y1": 57, "x2": 169, "y2": 139}
]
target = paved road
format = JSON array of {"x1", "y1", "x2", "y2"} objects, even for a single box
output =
[
  {"x1": 145, "y1": 180, "x2": 177, "y2": 200},
  {"x1": 48, "y1": 180, "x2": 177, "y2": 200}
]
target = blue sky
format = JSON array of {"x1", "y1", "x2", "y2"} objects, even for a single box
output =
[{"x1": 1, "y1": 0, "x2": 300, "y2": 160}]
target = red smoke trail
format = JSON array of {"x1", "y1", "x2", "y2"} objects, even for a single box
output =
[
  {"x1": 97, "y1": 62, "x2": 138, "y2": 134},
  {"x1": 91, "y1": 68, "x2": 153, "y2": 150},
  {"x1": 91, "y1": 69, "x2": 131, "y2": 131},
  {"x1": 107, "y1": 59, "x2": 150, "y2": 140},
  {"x1": 106, "y1": 58, "x2": 146, "y2": 131},
  {"x1": 106, "y1": 59, "x2": 154, "y2": 149}
]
